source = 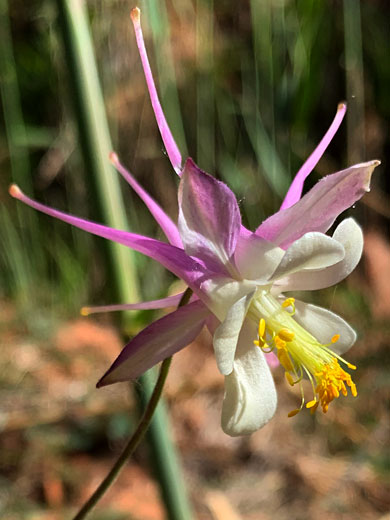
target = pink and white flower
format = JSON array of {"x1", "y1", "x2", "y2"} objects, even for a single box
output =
[{"x1": 10, "y1": 8, "x2": 379, "y2": 436}]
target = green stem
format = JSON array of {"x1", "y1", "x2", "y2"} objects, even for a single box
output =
[
  {"x1": 343, "y1": 0, "x2": 365, "y2": 165},
  {"x1": 72, "y1": 289, "x2": 193, "y2": 520},
  {"x1": 72, "y1": 358, "x2": 171, "y2": 520}
]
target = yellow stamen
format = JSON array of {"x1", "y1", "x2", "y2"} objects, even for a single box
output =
[
  {"x1": 314, "y1": 360, "x2": 358, "y2": 413},
  {"x1": 282, "y1": 297, "x2": 296, "y2": 315},
  {"x1": 288, "y1": 391, "x2": 305, "y2": 418},
  {"x1": 251, "y1": 290, "x2": 358, "y2": 418},
  {"x1": 277, "y1": 350, "x2": 294, "y2": 372},
  {"x1": 278, "y1": 328, "x2": 295, "y2": 342},
  {"x1": 285, "y1": 372, "x2": 295, "y2": 386},
  {"x1": 282, "y1": 297, "x2": 295, "y2": 308},
  {"x1": 259, "y1": 318, "x2": 266, "y2": 338},
  {"x1": 274, "y1": 336, "x2": 287, "y2": 350}
]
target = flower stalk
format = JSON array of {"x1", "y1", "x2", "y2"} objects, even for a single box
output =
[
  {"x1": 72, "y1": 358, "x2": 172, "y2": 520},
  {"x1": 72, "y1": 291, "x2": 192, "y2": 520}
]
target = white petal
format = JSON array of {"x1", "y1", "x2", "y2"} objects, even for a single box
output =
[
  {"x1": 200, "y1": 276, "x2": 256, "y2": 321},
  {"x1": 292, "y1": 299, "x2": 357, "y2": 355},
  {"x1": 234, "y1": 233, "x2": 284, "y2": 281},
  {"x1": 213, "y1": 291, "x2": 255, "y2": 375},
  {"x1": 221, "y1": 319, "x2": 277, "y2": 436},
  {"x1": 270, "y1": 232, "x2": 345, "y2": 281},
  {"x1": 275, "y1": 218, "x2": 363, "y2": 292}
]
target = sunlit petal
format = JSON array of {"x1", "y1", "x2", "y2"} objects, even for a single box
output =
[
  {"x1": 213, "y1": 291, "x2": 255, "y2": 376},
  {"x1": 270, "y1": 232, "x2": 345, "y2": 280},
  {"x1": 97, "y1": 300, "x2": 209, "y2": 386},
  {"x1": 221, "y1": 319, "x2": 277, "y2": 436},
  {"x1": 110, "y1": 152, "x2": 182, "y2": 247},
  {"x1": 276, "y1": 218, "x2": 363, "y2": 291},
  {"x1": 234, "y1": 233, "x2": 284, "y2": 282},
  {"x1": 257, "y1": 160, "x2": 380, "y2": 248},
  {"x1": 130, "y1": 8, "x2": 182, "y2": 174},
  {"x1": 81, "y1": 292, "x2": 188, "y2": 315},
  {"x1": 291, "y1": 299, "x2": 357, "y2": 355},
  {"x1": 281, "y1": 102, "x2": 347, "y2": 209},
  {"x1": 179, "y1": 158, "x2": 241, "y2": 275},
  {"x1": 9, "y1": 185, "x2": 209, "y2": 296}
]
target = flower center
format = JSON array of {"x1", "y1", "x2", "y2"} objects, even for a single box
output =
[{"x1": 248, "y1": 290, "x2": 357, "y2": 417}]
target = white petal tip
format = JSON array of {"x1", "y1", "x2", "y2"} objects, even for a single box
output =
[
  {"x1": 351, "y1": 159, "x2": 381, "y2": 169},
  {"x1": 348, "y1": 159, "x2": 381, "y2": 192},
  {"x1": 364, "y1": 160, "x2": 381, "y2": 189}
]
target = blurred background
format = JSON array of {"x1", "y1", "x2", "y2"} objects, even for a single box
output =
[{"x1": 0, "y1": 0, "x2": 389, "y2": 518}]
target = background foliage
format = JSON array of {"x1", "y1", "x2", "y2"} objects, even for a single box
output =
[{"x1": 0, "y1": 1, "x2": 389, "y2": 518}]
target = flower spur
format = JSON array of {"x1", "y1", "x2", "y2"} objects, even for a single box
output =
[{"x1": 10, "y1": 7, "x2": 380, "y2": 436}]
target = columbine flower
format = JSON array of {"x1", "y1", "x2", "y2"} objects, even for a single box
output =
[{"x1": 10, "y1": 7, "x2": 380, "y2": 436}]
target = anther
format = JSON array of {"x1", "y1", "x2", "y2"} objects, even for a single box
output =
[
  {"x1": 259, "y1": 318, "x2": 266, "y2": 338},
  {"x1": 285, "y1": 372, "x2": 295, "y2": 386},
  {"x1": 282, "y1": 297, "x2": 295, "y2": 308},
  {"x1": 274, "y1": 336, "x2": 286, "y2": 349},
  {"x1": 278, "y1": 350, "x2": 294, "y2": 372},
  {"x1": 278, "y1": 328, "x2": 294, "y2": 342}
]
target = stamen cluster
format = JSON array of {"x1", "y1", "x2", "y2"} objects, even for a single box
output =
[{"x1": 253, "y1": 297, "x2": 358, "y2": 417}]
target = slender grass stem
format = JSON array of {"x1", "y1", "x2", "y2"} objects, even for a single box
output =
[{"x1": 72, "y1": 288, "x2": 193, "y2": 520}]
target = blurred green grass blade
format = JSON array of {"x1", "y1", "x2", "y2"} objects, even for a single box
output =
[
  {"x1": 21, "y1": 125, "x2": 56, "y2": 149},
  {"x1": 56, "y1": 0, "x2": 139, "y2": 304},
  {"x1": 196, "y1": 0, "x2": 215, "y2": 170},
  {"x1": 0, "y1": 207, "x2": 31, "y2": 307},
  {"x1": 139, "y1": 368, "x2": 193, "y2": 520},
  {"x1": 0, "y1": 0, "x2": 43, "y2": 292},
  {"x1": 48, "y1": 233, "x2": 88, "y2": 314},
  {"x1": 143, "y1": 0, "x2": 188, "y2": 158},
  {"x1": 56, "y1": 1, "x2": 192, "y2": 518},
  {"x1": 0, "y1": 0, "x2": 31, "y2": 189},
  {"x1": 247, "y1": 0, "x2": 289, "y2": 199},
  {"x1": 241, "y1": 65, "x2": 289, "y2": 198},
  {"x1": 343, "y1": 0, "x2": 365, "y2": 164},
  {"x1": 242, "y1": 106, "x2": 289, "y2": 199},
  {"x1": 250, "y1": 0, "x2": 276, "y2": 150},
  {"x1": 289, "y1": 0, "x2": 327, "y2": 126}
]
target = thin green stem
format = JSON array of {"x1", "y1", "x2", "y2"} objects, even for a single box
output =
[{"x1": 72, "y1": 288, "x2": 193, "y2": 520}]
